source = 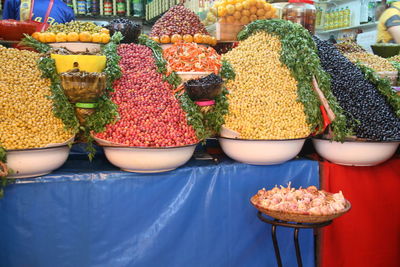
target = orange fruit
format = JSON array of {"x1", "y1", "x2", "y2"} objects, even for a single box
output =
[
  {"x1": 160, "y1": 35, "x2": 171, "y2": 44},
  {"x1": 226, "y1": 4, "x2": 235, "y2": 15},
  {"x1": 242, "y1": 9, "x2": 251, "y2": 17},
  {"x1": 100, "y1": 33, "x2": 110, "y2": 43},
  {"x1": 39, "y1": 33, "x2": 47, "y2": 43},
  {"x1": 219, "y1": 17, "x2": 227, "y2": 24},
  {"x1": 256, "y1": 0, "x2": 265, "y2": 9},
  {"x1": 264, "y1": 3, "x2": 271, "y2": 12},
  {"x1": 256, "y1": 9, "x2": 265, "y2": 17},
  {"x1": 235, "y1": 3, "x2": 243, "y2": 11},
  {"x1": 183, "y1": 34, "x2": 193, "y2": 43},
  {"x1": 240, "y1": 16, "x2": 250, "y2": 24},
  {"x1": 32, "y1": 32, "x2": 41, "y2": 40},
  {"x1": 218, "y1": 6, "x2": 227, "y2": 17},
  {"x1": 79, "y1": 31, "x2": 92, "y2": 42},
  {"x1": 55, "y1": 32, "x2": 67, "y2": 42},
  {"x1": 248, "y1": 0, "x2": 257, "y2": 6},
  {"x1": 202, "y1": 35, "x2": 211, "y2": 44},
  {"x1": 100, "y1": 28, "x2": 110, "y2": 34},
  {"x1": 250, "y1": 14, "x2": 258, "y2": 21},
  {"x1": 151, "y1": 36, "x2": 160, "y2": 43},
  {"x1": 171, "y1": 34, "x2": 183, "y2": 43},
  {"x1": 226, "y1": 15, "x2": 235, "y2": 24},
  {"x1": 210, "y1": 36, "x2": 217, "y2": 46},
  {"x1": 250, "y1": 6, "x2": 257, "y2": 14},
  {"x1": 242, "y1": 1, "x2": 250, "y2": 10},
  {"x1": 193, "y1": 33, "x2": 203, "y2": 43},
  {"x1": 92, "y1": 33, "x2": 102, "y2": 43},
  {"x1": 233, "y1": 11, "x2": 241, "y2": 19},
  {"x1": 45, "y1": 32, "x2": 56, "y2": 43},
  {"x1": 67, "y1": 32, "x2": 79, "y2": 42}
]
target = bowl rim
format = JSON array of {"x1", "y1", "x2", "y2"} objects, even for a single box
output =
[
  {"x1": 6, "y1": 144, "x2": 70, "y2": 152},
  {"x1": 312, "y1": 136, "x2": 400, "y2": 143},
  {"x1": 101, "y1": 142, "x2": 199, "y2": 149},
  {"x1": 218, "y1": 136, "x2": 309, "y2": 142}
]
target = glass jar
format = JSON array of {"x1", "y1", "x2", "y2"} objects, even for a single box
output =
[{"x1": 282, "y1": 0, "x2": 316, "y2": 34}]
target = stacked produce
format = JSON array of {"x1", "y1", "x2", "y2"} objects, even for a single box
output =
[
  {"x1": 222, "y1": 20, "x2": 349, "y2": 140},
  {"x1": 32, "y1": 21, "x2": 110, "y2": 43},
  {"x1": 163, "y1": 42, "x2": 222, "y2": 73},
  {"x1": 253, "y1": 184, "x2": 348, "y2": 216},
  {"x1": 314, "y1": 38, "x2": 400, "y2": 141},
  {"x1": 203, "y1": 0, "x2": 277, "y2": 26},
  {"x1": 388, "y1": 54, "x2": 400, "y2": 63},
  {"x1": 0, "y1": 46, "x2": 71, "y2": 149},
  {"x1": 149, "y1": 4, "x2": 215, "y2": 45},
  {"x1": 95, "y1": 43, "x2": 199, "y2": 147},
  {"x1": 334, "y1": 41, "x2": 366, "y2": 54},
  {"x1": 105, "y1": 18, "x2": 142, "y2": 44},
  {"x1": 344, "y1": 52, "x2": 397, "y2": 72},
  {"x1": 223, "y1": 32, "x2": 310, "y2": 139}
]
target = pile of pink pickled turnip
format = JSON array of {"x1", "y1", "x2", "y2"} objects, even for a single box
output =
[{"x1": 254, "y1": 184, "x2": 347, "y2": 216}]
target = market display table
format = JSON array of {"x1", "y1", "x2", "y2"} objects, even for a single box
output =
[{"x1": 0, "y1": 151, "x2": 318, "y2": 267}]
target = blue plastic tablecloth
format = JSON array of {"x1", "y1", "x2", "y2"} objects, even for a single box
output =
[{"x1": 0, "y1": 148, "x2": 319, "y2": 267}]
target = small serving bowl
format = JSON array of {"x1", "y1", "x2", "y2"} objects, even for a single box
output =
[
  {"x1": 218, "y1": 137, "x2": 306, "y2": 165},
  {"x1": 184, "y1": 81, "x2": 223, "y2": 101},
  {"x1": 312, "y1": 137, "x2": 400, "y2": 166}
]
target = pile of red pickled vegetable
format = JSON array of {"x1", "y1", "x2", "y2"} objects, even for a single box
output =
[
  {"x1": 163, "y1": 42, "x2": 222, "y2": 73},
  {"x1": 95, "y1": 43, "x2": 198, "y2": 147}
]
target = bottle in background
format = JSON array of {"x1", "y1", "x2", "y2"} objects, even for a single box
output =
[
  {"x1": 360, "y1": 0, "x2": 369, "y2": 24},
  {"x1": 77, "y1": 0, "x2": 86, "y2": 15},
  {"x1": 91, "y1": 0, "x2": 99, "y2": 15},
  {"x1": 133, "y1": 0, "x2": 144, "y2": 17},
  {"x1": 345, "y1": 6, "x2": 351, "y2": 27},
  {"x1": 368, "y1": 0, "x2": 376, "y2": 22},
  {"x1": 86, "y1": 0, "x2": 92, "y2": 15},
  {"x1": 324, "y1": 10, "x2": 330, "y2": 30},
  {"x1": 104, "y1": 0, "x2": 113, "y2": 16},
  {"x1": 117, "y1": 0, "x2": 126, "y2": 16}
]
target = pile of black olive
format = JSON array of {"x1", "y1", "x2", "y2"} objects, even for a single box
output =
[
  {"x1": 313, "y1": 37, "x2": 400, "y2": 141},
  {"x1": 184, "y1": 74, "x2": 223, "y2": 101},
  {"x1": 105, "y1": 18, "x2": 142, "y2": 44}
]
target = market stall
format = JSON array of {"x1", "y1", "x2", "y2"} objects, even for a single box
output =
[{"x1": 1, "y1": 1, "x2": 400, "y2": 267}]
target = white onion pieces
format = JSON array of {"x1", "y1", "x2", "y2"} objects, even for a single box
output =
[{"x1": 255, "y1": 183, "x2": 347, "y2": 216}]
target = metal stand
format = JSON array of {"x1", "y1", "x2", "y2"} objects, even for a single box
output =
[{"x1": 257, "y1": 211, "x2": 332, "y2": 267}]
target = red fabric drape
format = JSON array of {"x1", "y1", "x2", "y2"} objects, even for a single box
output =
[{"x1": 320, "y1": 157, "x2": 400, "y2": 267}]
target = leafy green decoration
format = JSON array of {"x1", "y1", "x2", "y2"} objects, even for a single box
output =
[
  {"x1": 0, "y1": 146, "x2": 14, "y2": 199},
  {"x1": 38, "y1": 57, "x2": 80, "y2": 134},
  {"x1": 237, "y1": 19, "x2": 350, "y2": 141},
  {"x1": 220, "y1": 60, "x2": 235, "y2": 81},
  {"x1": 390, "y1": 61, "x2": 400, "y2": 86},
  {"x1": 101, "y1": 32, "x2": 123, "y2": 92},
  {"x1": 358, "y1": 63, "x2": 400, "y2": 117},
  {"x1": 21, "y1": 34, "x2": 51, "y2": 53},
  {"x1": 176, "y1": 93, "x2": 207, "y2": 141},
  {"x1": 203, "y1": 88, "x2": 229, "y2": 135}
]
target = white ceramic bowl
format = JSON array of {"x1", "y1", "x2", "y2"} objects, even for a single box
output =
[
  {"x1": 312, "y1": 138, "x2": 400, "y2": 166},
  {"x1": 218, "y1": 137, "x2": 306, "y2": 165},
  {"x1": 102, "y1": 144, "x2": 197, "y2": 173},
  {"x1": 6, "y1": 145, "x2": 71, "y2": 178},
  {"x1": 48, "y1": 42, "x2": 101, "y2": 53},
  {"x1": 176, "y1": 71, "x2": 211, "y2": 82}
]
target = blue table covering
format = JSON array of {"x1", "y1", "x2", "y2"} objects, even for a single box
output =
[{"x1": 0, "y1": 147, "x2": 319, "y2": 267}]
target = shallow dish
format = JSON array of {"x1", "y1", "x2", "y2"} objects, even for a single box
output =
[
  {"x1": 48, "y1": 42, "x2": 102, "y2": 53},
  {"x1": 250, "y1": 195, "x2": 351, "y2": 223},
  {"x1": 218, "y1": 137, "x2": 306, "y2": 165},
  {"x1": 312, "y1": 138, "x2": 400, "y2": 166},
  {"x1": 94, "y1": 136, "x2": 197, "y2": 173},
  {"x1": 176, "y1": 72, "x2": 212, "y2": 82}
]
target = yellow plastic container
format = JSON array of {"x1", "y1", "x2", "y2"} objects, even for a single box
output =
[{"x1": 51, "y1": 54, "x2": 107, "y2": 73}]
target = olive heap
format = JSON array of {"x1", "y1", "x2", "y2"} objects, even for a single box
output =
[
  {"x1": 95, "y1": 44, "x2": 198, "y2": 147},
  {"x1": 314, "y1": 38, "x2": 400, "y2": 141},
  {"x1": 223, "y1": 31, "x2": 311, "y2": 139},
  {"x1": 0, "y1": 46, "x2": 71, "y2": 149},
  {"x1": 106, "y1": 18, "x2": 142, "y2": 44},
  {"x1": 149, "y1": 4, "x2": 214, "y2": 45}
]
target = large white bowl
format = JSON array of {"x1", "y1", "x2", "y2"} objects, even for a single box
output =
[
  {"x1": 6, "y1": 145, "x2": 71, "y2": 178},
  {"x1": 218, "y1": 137, "x2": 306, "y2": 165},
  {"x1": 102, "y1": 144, "x2": 197, "y2": 173},
  {"x1": 312, "y1": 138, "x2": 400, "y2": 166}
]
